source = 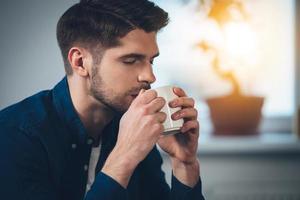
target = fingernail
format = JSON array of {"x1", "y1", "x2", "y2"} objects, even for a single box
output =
[
  {"x1": 171, "y1": 101, "x2": 177, "y2": 107},
  {"x1": 179, "y1": 112, "x2": 184, "y2": 117},
  {"x1": 174, "y1": 87, "x2": 180, "y2": 91},
  {"x1": 173, "y1": 113, "x2": 180, "y2": 119}
]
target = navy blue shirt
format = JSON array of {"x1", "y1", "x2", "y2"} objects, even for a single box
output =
[{"x1": 0, "y1": 77, "x2": 205, "y2": 200}]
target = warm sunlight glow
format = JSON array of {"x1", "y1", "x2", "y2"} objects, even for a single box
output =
[{"x1": 223, "y1": 22, "x2": 258, "y2": 62}]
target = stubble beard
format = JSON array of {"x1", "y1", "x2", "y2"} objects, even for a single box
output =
[
  {"x1": 90, "y1": 66, "x2": 128, "y2": 114},
  {"x1": 89, "y1": 65, "x2": 151, "y2": 114}
]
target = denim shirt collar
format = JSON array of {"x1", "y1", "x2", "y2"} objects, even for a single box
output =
[{"x1": 52, "y1": 77, "x2": 88, "y2": 145}]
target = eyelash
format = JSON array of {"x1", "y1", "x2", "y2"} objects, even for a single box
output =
[
  {"x1": 123, "y1": 60, "x2": 154, "y2": 65},
  {"x1": 123, "y1": 60, "x2": 136, "y2": 65}
]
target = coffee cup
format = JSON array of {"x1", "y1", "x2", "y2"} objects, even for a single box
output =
[{"x1": 154, "y1": 86, "x2": 184, "y2": 135}]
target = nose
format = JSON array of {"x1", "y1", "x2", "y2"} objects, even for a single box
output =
[{"x1": 137, "y1": 64, "x2": 156, "y2": 84}]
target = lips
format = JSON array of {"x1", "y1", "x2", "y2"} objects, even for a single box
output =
[
  {"x1": 129, "y1": 86, "x2": 150, "y2": 99},
  {"x1": 130, "y1": 90, "x2": 141, "y2": 97}
]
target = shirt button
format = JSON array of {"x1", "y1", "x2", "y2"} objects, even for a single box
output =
[
  {"x1": 84, "y1": 164, "x2": 88, "y2": 171},
  {"x1": 71, "y1": 144, "x2": 77, "y2": 149},
  {"x1": 87, "y1": 139, "x2": 93, "y2": 145}
]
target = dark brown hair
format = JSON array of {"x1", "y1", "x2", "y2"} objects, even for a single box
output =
[{"x1": 56, "y1": 0, "x2": 169, "y2": 75}]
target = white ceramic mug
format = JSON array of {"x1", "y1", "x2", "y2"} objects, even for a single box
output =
[{"x1": 154, "y1": 86, "x2": 184, "y2": 135}]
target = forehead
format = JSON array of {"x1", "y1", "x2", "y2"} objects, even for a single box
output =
[{"x1": 104, "y1": 29, "x2": 159, "y2": 57}]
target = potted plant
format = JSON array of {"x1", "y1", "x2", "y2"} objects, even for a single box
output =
[{"x1": 197, "y1": 0, "x2": 264, "y2": 136}]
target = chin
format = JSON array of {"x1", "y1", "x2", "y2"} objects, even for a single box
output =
[
  {"x1": 117, "y1": 100, "x2": 132, "y2": 113},
  {"x1": 113, "y1": 95, "x2": 136, "y2": 114}
]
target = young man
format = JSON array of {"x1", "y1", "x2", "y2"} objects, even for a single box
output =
[{"x1": 0, "y1": 0, "x2": 205, "y2": 199}]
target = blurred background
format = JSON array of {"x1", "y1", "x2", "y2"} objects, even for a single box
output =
[{"x1": 0, "y1": 0, "x2": 300, "y2": 199}]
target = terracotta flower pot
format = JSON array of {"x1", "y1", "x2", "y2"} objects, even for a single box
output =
[{"x1": 206, "y1": 95, "x2": 264, "y2": 136}]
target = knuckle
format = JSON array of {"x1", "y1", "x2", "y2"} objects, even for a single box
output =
[
  {"x1": 158, "y1": 97, "x2": 166, "y2": 105},
  {"x1": 147, "y1": 115, "x2": 156, "y2": 124},
  {"x1": 141, "y1": 106, "x2": 150, "y2": 115},
  {"x1": 159, "y1": 112, "x2": 167, "y2": 122},
  {"x1": 150, "y1": 89, "x2": 158, "y2": 98},
  {"x1": 194, "y1": 109, "x2": 198, "y2": 117},
  {"x1": 154, "y1": 123, "x2": 164, "y2": 133},
  {"x1": 153, "y1": 123, "x2": 161, "y2": 130},
  {"x1": 159, "y1": 125, "x2": 164, "y2": 133},
  {"x1": 193, "y1": 120, "x2": 199, "y2": 127},
  {"x1": 151, "y1": 123, "x2": 159, "y2": 134},
  {"x1": 143, "y1": 116, "x2": 154, "y2": 127},
  {"x1": 190, "y1": 98, "x2": 195, "y2": 107},
  {"x1": 186, "y1": 120, "x2": 195, "y2": 127},
  {"x1": 177, "y1": 98, "x2": 182, "y2": 105},
  {"x1": 192, "y1": 121, "x2": 197, "y2": 127}
]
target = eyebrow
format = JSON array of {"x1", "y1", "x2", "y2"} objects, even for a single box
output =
[{"x1": 118, "y1": 52, "x2": 160, "y2": 60}]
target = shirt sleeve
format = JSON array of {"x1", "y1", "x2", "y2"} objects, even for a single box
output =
[
  {"x1": 85, "y1": 146, "x2": 170, "y2": 200},
  {"x1": 138, "y1": 146, "x2": 172, "y2": 200},
  {"x1": 171, "y1": 174, "x2": 205, "y2": 200},
  {"x1": 139, "y1": 146, "x2": 205, "y2": 200},
  {"x1": 84, "y1": 172, "x2": 127, "y2": 200}
]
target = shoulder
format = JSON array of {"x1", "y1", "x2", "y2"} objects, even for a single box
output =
[
  {"x1": 0, "y1": 89, "x2": 67, "y2": 156},
  {"x1": 0, "y1": 89, "x2": 68, "y2": 172},
  {"x1": 0, "y1": 90, "x2": 56, "y2": 135}
]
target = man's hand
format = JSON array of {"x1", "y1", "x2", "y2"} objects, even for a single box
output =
[
  {"x1": 157, "y1": 87, "x2": 200, "y2": 187},
  {"x1": 101, "y1": 89, "x2": 166, "y2": 188}
]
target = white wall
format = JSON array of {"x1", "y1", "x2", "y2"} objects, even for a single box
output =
[{"x1": 0, "y1": 0, "x2": 77, "y2": 109}]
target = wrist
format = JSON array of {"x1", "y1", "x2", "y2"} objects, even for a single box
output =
[
  {"x1": 171, "y1": 158, "x2": 200, "y2": 188},
  {"x1": 101, "y1": 148, "x2": 138, "y2": 188}
]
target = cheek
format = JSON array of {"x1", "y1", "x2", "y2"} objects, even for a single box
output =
[
  {"x1": 106, "y1": 66, "x2": 137, "y2": 82},
  {"x1": 101, "y1": 68, "x2": 137, "y2": 95},
  {"x1": 98, "y1": 57, "x2": 139, "y2": 92}
]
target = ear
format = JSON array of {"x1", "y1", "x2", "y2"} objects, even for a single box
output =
[{"x1": 67, "y1": 47, "x2": 91, "y2": 77}]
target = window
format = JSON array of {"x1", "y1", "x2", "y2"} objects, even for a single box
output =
[{"x1": 152, "y1": 0, "x2": 296, "y2": 135}]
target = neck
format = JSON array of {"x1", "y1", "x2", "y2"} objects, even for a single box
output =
[{"x1": 67, "y1": 76, "x2": 114, "y2": 141}]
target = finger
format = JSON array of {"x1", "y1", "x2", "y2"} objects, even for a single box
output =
[
  {"x1": 153, "y1": 112, "x2": 167, "y2": 123},
  {"x1": 146, "y1": 97, "x2": 166, "y2": 114},
  {"x1": 153, "y1": 123, "x2": 164, "y2": 135},
  {"x1": 169, "y1": 97, "x2": 195, "y2": 108},
  {"x1": 173, "y1": 87, "x2": 187, "y2": 97},
  {"x1": 171, "y1": 108, "x2": 198, "y2": 120},
  {"x1": 137, "y1": 89, "x2": 158, "y2": 105},
  {"x1": 138, "y1": 89, "x2": 145, "y2": 95},
  {"x1": 181, "y1": 120, "x2": 199, "y2": 133}
]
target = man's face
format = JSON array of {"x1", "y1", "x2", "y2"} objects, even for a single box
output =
[{"x1": 89, "y1": 29, "x2": 159, "y2": 113}]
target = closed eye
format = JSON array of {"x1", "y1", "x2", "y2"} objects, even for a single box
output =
[
  {"x1": 119, "y1": 53, "x2": 159, "y2": 66},
  {"x1": 123, "y1": 58, "x2": 138, "y2": 65},
  {"x1": 123, "y1": 60, "x2": 136, "y2": 65}
]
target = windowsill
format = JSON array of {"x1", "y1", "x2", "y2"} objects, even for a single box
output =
[{"x1": 198, "y1": 132, "x2": 300, "y2": 155}]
